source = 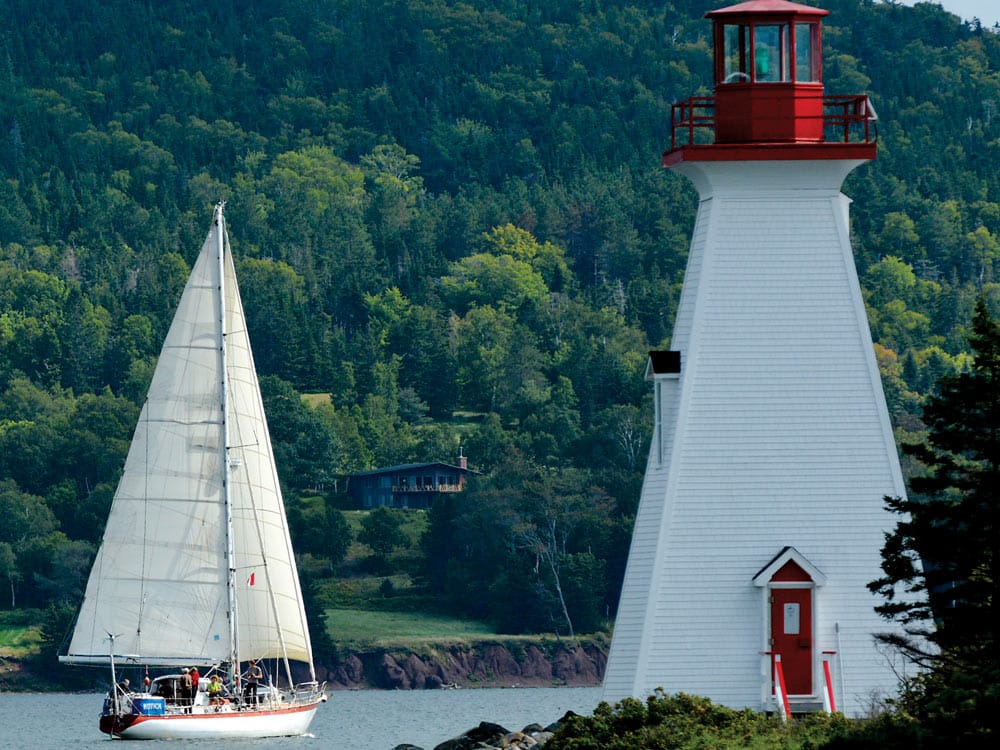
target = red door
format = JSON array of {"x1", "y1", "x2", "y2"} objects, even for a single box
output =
[{"x1": 771, "y1": 588, "x2": 812, "y2": 695}]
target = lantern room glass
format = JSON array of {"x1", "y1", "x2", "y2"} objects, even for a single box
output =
[
  {"x1": 722, "y1": 24, "x2": 750, "y2": 83},
  {"x1": 795, "y1": 22, "x2": 819, "y2": 82},
  {"x1": 719, "y1": 20, "x2": 821, "y2": 86},
  {"x1": 753, "y1": 24, "x2": 789, "y2": 82}
]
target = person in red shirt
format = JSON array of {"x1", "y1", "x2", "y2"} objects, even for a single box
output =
[{"x1": 189, "y1": 666, "x2": 200, "y2": 700}]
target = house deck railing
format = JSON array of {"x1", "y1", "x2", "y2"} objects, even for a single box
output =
[{"x1": 392, "y1": 483, "x2": 464, "y2": 493}]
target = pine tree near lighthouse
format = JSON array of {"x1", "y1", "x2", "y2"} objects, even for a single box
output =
[
  {"x1": 870, "y1": 297, "x2": 1000, "y2": 742},
  {"x1": 603, "y1": 1, "x2": 910, "y2": 717}
]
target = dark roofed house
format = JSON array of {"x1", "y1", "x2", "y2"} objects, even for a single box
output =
[{"x1": 348, "y1": 454, "x2": 472, "y2": 509}]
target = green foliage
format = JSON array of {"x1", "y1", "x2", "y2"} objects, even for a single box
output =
[
  {"x1": 548, "y1": 691, "x2": 788, "y2": 750},
  {"x1": 287, "y1": 494, "x2": 352, "y2": 566},
  {"x1": 1, "y1": 0, "x2": 999, "y2": 654},
  {"x1": 30, "y1": 602, "x2": 92, "y2": 689},
  {"x1": 871, "y1": 297, "x2": 1000, "y2": 745},
  {"x1": 260, "y1": 375, "x2": 340, "y2": 490},
  {"x1": 298, "y1": 567, "x2": 339, "y2": 664},
  {"x1": 873, "y1": 299, "x2": 1000, "y2": 646},
  {"x1": 423, "y1": 454, "x2": 617, "y2": 635},
  {"x1": 0, "y1": 479, "x2": 56, "y2": 544},
  {"x1": 547, "y1": 690, "x2": 934, "y2": 750},
  {"x1": 358, "y1": 507, "x2": 408, "y2": 568}
]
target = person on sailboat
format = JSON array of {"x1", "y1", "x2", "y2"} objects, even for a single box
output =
[
  {"x1": 208, "y1": 674, "x2": 230, "y2": 707},
  {"x1": 115, "y1": 678, "x2": 131, "y2": 695},
  {"x1": 190, "y1": 665, "x2": 201, "y2": 695},
  {"x1": 180, "y1": 668, "x2": 193, "y2": 710},
  {"x1": 244, "y1": 661, "x2": 263, "y2": 708}
]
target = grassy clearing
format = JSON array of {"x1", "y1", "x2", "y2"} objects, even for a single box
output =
[
  {"x1": 450, "y1": 411, "x2": 486, "y2": 421},
  {"x1": 0, "y1": 624, "x2": 42, "y2": 657},
  {"x1": 342, "y1": 509, "x2": 429, "y2": 543},
  {"x1": 325, "y1": 607, "x2": 495, "y2": 647},
  {"x1": 325, "y1": 573, "x2": 416, "y2": 601},
  {"x1": 300, "y1": 392, "x2": 332, "y2": 407}
]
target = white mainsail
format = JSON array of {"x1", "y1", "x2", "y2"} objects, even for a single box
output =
[{"x1": 63, "y1": 207, "x2": 313, "y2": 677}]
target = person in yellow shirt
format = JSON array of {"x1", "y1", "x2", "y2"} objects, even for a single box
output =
[{"x1": 207, "y1": 674, "x2": 229, "y2": 708}]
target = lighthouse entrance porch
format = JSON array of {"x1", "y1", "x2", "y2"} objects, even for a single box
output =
[{"x1": 752, "y1": 547, "x2": 828, "y2": 712}]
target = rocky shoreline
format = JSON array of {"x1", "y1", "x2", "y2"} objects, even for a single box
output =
[
  {"x1": 321, "y1": 640, "x2": 607, "y2": 691},
  {"x1": 1, "y1": 638, "x2": 607, "y2": 693},
  {"x1": 393, "y1": 715, "x2": 579, "y2": 750}
]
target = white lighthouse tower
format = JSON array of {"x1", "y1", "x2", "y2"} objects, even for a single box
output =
[{"x1": 603, "y1": 1, "x2": 908, "y2": 717}]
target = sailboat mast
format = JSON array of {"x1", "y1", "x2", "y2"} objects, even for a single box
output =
[{"x1": 216, "y1": 202, "x2": 240, "y2": 682}]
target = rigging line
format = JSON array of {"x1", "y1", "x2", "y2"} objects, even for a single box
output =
[
  {"x1": 233, "y1": 337, "x2": 297, "y2": 687},
  {"x1": 137, "y1": 399, "x2": 150, "y2": 653},
  {"x1": 241, "y1": 472, "x2": 296, "y2": 686},
  {"x1": 220, "y1": 237, "x2": 300, "y2": 684},
  {"x1": 227, "y1": 435, "x2": 262, "y2": 450},
  {"x1": 196, "y1": 596, "x2": 229, "y2": 659}
]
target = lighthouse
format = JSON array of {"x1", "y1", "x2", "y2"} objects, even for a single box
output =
[{"x1": 603, "y1": 1, "x2": 908, "y2": 717}]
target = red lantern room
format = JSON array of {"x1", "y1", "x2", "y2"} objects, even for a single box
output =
[
  {"x1": 665, "y1": 0, "x2": 876, "y2": 164},
  {"x1": 711, "y1": 0, "x2": 827, "y2": 143}
]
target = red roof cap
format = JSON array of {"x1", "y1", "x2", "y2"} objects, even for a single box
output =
[{"x1": 706, "y1": 0, "x2": 829, "y2": 19}]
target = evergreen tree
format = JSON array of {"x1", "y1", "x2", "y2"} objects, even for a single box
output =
[{"x1": 870, "y1": 297, "x2": 1000, "y2": 744}]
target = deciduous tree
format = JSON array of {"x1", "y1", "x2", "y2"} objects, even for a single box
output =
[{"x1": 358, "y1": 507, "x2": 407, "y2": 570}]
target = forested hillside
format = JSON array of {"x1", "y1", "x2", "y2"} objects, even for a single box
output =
[{"x1": 1, "y1": 1, "x2": 999, "y2": 639}]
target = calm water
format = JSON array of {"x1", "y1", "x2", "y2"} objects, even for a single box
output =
[{"x1": 0, "y1": 688, "x2": 601, "y2": 750}]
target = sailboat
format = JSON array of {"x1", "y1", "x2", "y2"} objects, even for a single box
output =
[{"x1": 60, "y1": 203, "x2": 327, "y2": 739}]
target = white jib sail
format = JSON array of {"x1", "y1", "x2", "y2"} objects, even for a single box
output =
[{"x1": 222, "y1": 224, "x2": 313, "y2": 670}]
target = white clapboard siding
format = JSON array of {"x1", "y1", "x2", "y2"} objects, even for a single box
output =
[{"x1": 603, "y1": 160, "x2": 911, "y2": 717}]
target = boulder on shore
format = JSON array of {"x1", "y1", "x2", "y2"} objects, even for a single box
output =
[
  {"x1": 433, "y1": 721, "x2": 510, "y2": 750},
  {"x1": 393, "y1": 710, "x2": 582, "y2": 750}
]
